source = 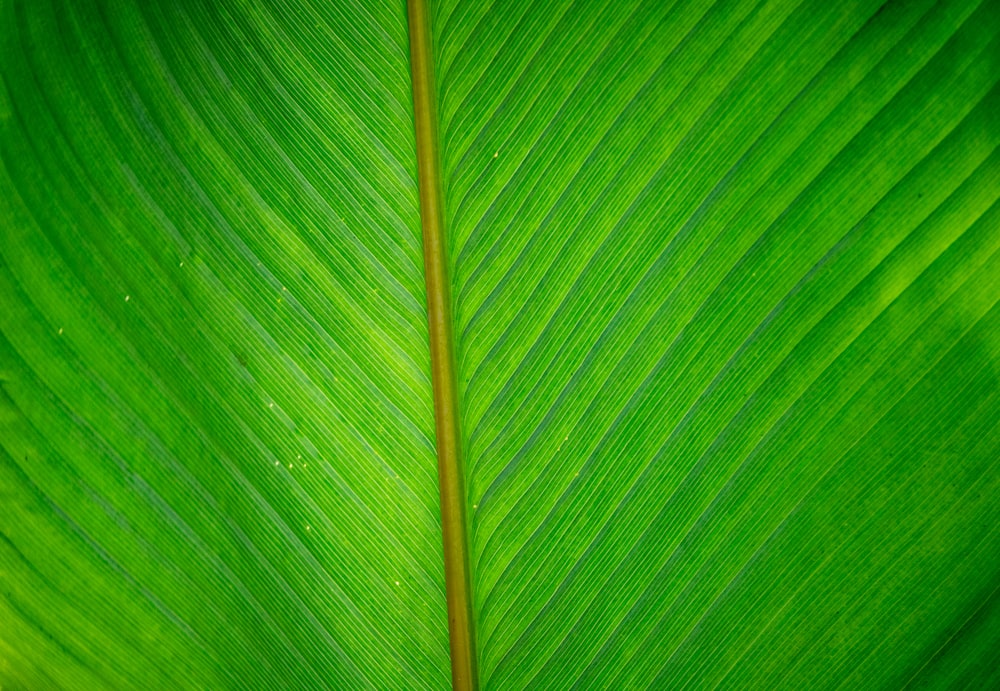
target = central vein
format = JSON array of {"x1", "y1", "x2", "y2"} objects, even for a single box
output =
[{"x1": 406, "y1": 1, "x2": 478, "y2": 688}]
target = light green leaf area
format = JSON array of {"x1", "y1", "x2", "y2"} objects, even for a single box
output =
[
  {"x1": 0, "y1": 0, "x2": 449, "y2": 689},
  {"x1": 2, "y1": 0, "x2": 999, "y2": 689},
  {"x1": 435, "y1": 0, "x2": 1000, "y2": 688}
]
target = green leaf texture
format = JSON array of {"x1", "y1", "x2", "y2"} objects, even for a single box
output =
[
  {"x1": 435, "y1": 0, "x2": 1000, "y2": 687},
  {"x1": 0, "y1": 0, "x2": 448, "y2": 688},
  {"x1": 3, "y1": 0, "x2": 1000, "y2": 688}
]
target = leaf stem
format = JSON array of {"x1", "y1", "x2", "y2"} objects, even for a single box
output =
[{"x1": 406, "y1": 0, "x2": 478, "y2": 688}]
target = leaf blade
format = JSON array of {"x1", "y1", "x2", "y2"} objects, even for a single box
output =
[
  {"x1": 0, "y1": 0, "x2": 450, "y2": 687},
  {"x1": 435, "y1": 0, "x2": 1000, "y2": 686}
]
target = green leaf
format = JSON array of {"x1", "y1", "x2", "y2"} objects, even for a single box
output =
[
  {"x1": 0, "y1": 0, "x2": 448, "y2": 688},
  {"x1": 438, "y1": 0, "x2": 1000, "y2": 687},
  {"x1": 2, "y1": 0, "x2": 999, "y2": 689}
]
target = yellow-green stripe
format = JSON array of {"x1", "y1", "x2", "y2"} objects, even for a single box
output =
[{"x1": 407, "y1": 0, "x2": 478, "y2": 688}]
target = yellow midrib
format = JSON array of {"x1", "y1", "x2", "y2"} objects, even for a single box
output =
[{"x1": 406, "y1": 0, "x2": 478, "y2": 688}]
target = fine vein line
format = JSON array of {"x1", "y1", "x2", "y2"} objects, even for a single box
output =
[{"x1": 406, "y1": 0, "x2": 478, "y2": 688}]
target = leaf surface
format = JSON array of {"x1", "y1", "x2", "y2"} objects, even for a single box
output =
[
  {"x1": 434, "y1": 0, "x2": 1000, "y2": 687},
  {"x1": 2, "y1": 0, "x2": 1000, "y2": 689},
  {"x1": 0, "y1": 0, "x2": 449, "y2": 688}
]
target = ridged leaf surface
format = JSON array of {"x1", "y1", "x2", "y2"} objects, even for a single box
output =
[
  {"x1": 435, "y1": 0, "x2": 1000, "y2": 687},
  {"x1": 2, "y1": 0, "x2": 999, "y2": 688},
  {"x1": 0, "y1": 0, "x2": 449, "y2": 688}
]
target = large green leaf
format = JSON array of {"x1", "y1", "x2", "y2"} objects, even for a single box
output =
[{"x1": 2, "y1": 0, "x2": 999, "y2": 689}]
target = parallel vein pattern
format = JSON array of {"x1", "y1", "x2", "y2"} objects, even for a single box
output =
[
  {"x1": 0, "y1": 0, "x2": 449, "y2": 688},
  {"x1": 434, "y1": 0, "x2": 1000, "y2": 687}
]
